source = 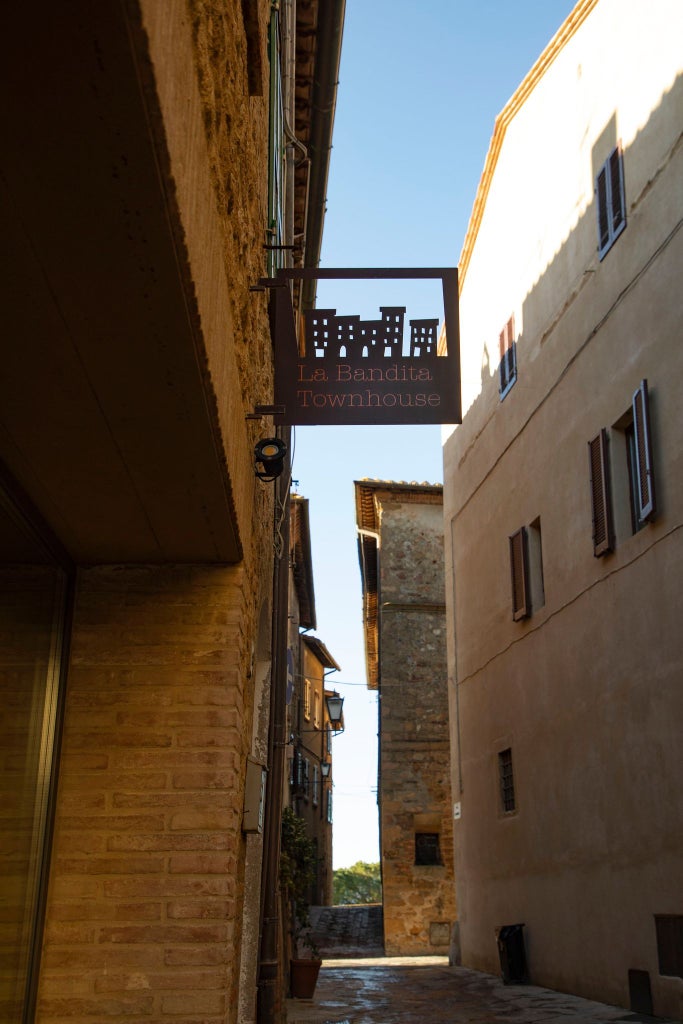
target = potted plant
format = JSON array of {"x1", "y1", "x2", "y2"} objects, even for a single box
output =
[{"x1": 280, "y1": 807, "x2": 322, "y2": 998}]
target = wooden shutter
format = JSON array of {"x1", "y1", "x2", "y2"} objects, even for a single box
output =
[
  {"x1": 509, "y1": 527, "x2": 530, "y2": 621},
  {"x1": 499, "y1": 316, "x2": 516, "y2": 395},
  {"x1": 609, "y1": 148, "x2": 626, "y2": 234},
  {"x1": 597, "y1": 148, "x2": 626, "y2": 257},
  {"x1": 632, "y1": 379, "x2": 656, "y2": 522},
  {"x1": 588, "y1": 429, "x2": 614, "y2": 556},
  {"x1": 596, "y1": 166, "x2": 610, "y2": 251}
]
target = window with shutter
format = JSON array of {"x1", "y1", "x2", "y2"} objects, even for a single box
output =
[
  {"x1": 632, "y1": 379, "x2": 656, "y2": 523},
  {"x1": 588, "y1": 429, "x2": 614, "y2": 556},
  {"x1": 291, "y1": 751, "x2": 303, "y2": 791},
  {"x1": 509, "y1": 527, "x2": 530, "y2": 621},
  {"x1": 498, "y1": 315, "x2": 517, "y2": 399},
  {"x1": 596, "y1": 146, "x2": 626, "y2": 259}
]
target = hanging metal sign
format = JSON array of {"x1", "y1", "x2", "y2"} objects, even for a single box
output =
[{"x1": 264, "y1": 268, "x2": 461, "y2": 426}]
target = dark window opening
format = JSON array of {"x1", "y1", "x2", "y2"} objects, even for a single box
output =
[
  {"x1": 498, "y1": 315, "x2": 517, "y2": 399},
  {"x1": 415, "y1": 832, "x2": 442, "y2": 866},
  {"x1": 655, "y1": 915, "x2": 683, "y2": 979},
  {"x1": 498, "y1": 748, "x2": 516, "y2": 813}
]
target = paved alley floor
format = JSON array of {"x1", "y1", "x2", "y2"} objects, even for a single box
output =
[{"x1": 286, "y1": 956, "x2": 682, "y2": 1024}]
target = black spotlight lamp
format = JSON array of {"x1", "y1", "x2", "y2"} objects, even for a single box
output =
[{"x1": 254, "y1": 437, "x2": 287, "y2": 481}]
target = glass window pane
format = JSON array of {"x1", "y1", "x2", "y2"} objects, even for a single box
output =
[{"x1": 0, "y1": 491, "x2": 69, "y2": 1019}]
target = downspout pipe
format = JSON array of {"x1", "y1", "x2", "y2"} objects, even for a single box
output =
[
  {"x1": 302, "y1": 0, "x2": 345, "y2": 309},
  {"x1": 256, "y1": 432, "x2": 291, "y2": 1024}
]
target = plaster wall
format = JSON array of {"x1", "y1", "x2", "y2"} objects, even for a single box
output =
[{"x1": 443, "y1": 1, "x2": 683, "y2": 1016}]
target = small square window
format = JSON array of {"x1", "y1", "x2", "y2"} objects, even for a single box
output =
[{"x1": 415, "y1": 832, "x2": 443, "y2": 866}]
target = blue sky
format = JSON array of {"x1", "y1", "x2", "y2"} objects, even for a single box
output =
[{"x1": 291, "y1": 0, "x2": 579, "y2": 869}]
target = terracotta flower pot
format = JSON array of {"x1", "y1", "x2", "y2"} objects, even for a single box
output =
[{"x1": 290, "y1": 957, "x2": 322, "y2": 999}]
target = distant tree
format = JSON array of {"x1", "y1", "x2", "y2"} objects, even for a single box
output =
[{"x1": 332, "y1": 861, "x2": 382, "y2": 905}]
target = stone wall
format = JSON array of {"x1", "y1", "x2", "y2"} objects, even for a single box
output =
[{"x1": 376, "y1": 495, "x2": 456, "y2": 956}]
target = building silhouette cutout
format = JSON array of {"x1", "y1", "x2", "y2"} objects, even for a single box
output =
[{"x1": 305, "y1": 306, "x2": 440, "y2": 363}]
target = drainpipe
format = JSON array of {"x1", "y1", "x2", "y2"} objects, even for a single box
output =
[
  {"x1": 301, "y1": 0, "x2": 345, "y2": 311},
  {"x1": 356, "y1": 526, "x2": 383, "y2": 909},
  {"x1": 257, "y1": 436, "x2": 291, "y2": 1024}
]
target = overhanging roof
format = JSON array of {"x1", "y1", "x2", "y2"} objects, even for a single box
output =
[
  {"x1": 0, "y1": 3, "x2": 240, "y2": 562},
  {"x1": 302, "y1": 634, "x2": 341, "y2": 672},
  {"x1": 291, "y1": 496, "x2": 316, "y2": 630}
]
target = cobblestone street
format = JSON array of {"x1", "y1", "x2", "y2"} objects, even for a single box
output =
[
  {"x1": 287, "y1": 957, "x2": 681, "y2": 1024},
  {"x1": 286, "y1": 909, "x2": 681, "y2": 1024}
]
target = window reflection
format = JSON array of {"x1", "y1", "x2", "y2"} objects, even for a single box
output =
[{"x1": 0, "y1": 490, "x2": 69, "y2": 1019}]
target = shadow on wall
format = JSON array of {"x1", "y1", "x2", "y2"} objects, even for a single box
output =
[{"x1": 457, "y1": 72, "x2": 682, "y2": 459}]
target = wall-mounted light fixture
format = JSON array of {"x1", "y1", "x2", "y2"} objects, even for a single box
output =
[
  {"x1": 254, "y1": 437, "x2": 287, "y2": 481},
  {"x1": 320, "y1": 760, "x2": 331, "y2": 779},
  {"x1": 325, "y1": 692, "x2": 344, "y2": 733}
]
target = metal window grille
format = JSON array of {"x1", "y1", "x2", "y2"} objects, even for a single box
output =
[
  {"x1": 498, "y1": 748, "x2": 516, "y2": 813},
  {"x1": 414, "y1": 832, "x2": 442, "y2": 866}
]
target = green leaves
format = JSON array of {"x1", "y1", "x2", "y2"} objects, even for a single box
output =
[{"x1": 332, "y1": 861, "x2": 382, "y2": 906}]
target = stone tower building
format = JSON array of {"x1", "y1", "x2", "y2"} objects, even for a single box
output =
[{"x1": 355, "y1": 480, "x2": 456, "y2": 956}]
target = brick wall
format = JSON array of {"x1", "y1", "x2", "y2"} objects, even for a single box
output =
[{"x1": 37, "y1": 564, "x2": 259, "y2": 1023}]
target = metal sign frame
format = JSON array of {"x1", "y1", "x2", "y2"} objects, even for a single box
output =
[{"x1": 264, "y1": 267, "x2": 461, "y2": 426}]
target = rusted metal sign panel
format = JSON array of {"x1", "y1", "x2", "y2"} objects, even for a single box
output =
[{"x1": 268, "y1": 268, "x2": 461, "y2": 426}]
